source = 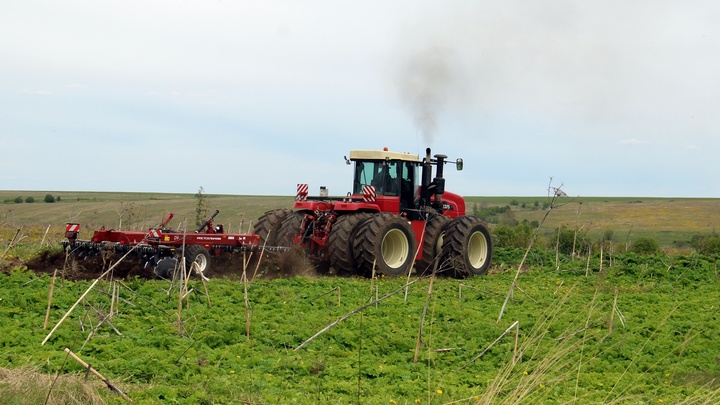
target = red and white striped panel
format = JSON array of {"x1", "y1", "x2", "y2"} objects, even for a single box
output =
[
  {"x1": 363, "y1": 185, "x2": 376, "y2": 202},
  {"x1": 296, "y1": 183, "x2": 309, "y2": 201},
  {"x1": 150, "y1": 229, "x2": 161, "y2": 238},
  {"x1": 65, "y1": 223, "x2": 80, "y2": 232}
]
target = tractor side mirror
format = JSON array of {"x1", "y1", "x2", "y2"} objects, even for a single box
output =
[{"x1": 456, "y1": 158, "x2": 463, "y2": 171}]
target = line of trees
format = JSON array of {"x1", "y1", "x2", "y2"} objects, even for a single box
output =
[{"x1": 3, "y1": 194, "x2": 61, "y2": 204}]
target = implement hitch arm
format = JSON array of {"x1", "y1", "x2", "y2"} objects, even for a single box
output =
[{"x1": 196, "y1": 210, "x2": 220, "y2": 233}]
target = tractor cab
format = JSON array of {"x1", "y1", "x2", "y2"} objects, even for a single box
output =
[
  {"x1": 348, "y1": 147, "x2": 465, "y2": 220},
  {"x1": 349, "y1": 148, "x2": 420, "y2": 214}
]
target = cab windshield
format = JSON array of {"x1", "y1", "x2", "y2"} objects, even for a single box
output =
[{"x1": 353, "y1": 160, "x2": 399, "y2": 196}]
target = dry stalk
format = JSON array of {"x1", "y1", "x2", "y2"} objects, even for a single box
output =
[
  {"x1": 414, "y1": 257, "x2": 439, "y2": 363},
  {"x1": 369, "y1": 258, "x2": 377, "y2": 302},
  {"x1": 458, "y1": 283, "x2": 481, "y2": 299},
  {"x1": 413, "y1": 276, "x2": 434, "y2": 363},
  {"x1": 116, "y1": 280, "x2": 170, "y2": 316},
  {"x1": 44, "y1": 268, "x2": 58, "y2": 330},
  {"x1": 294, "y1": 278, "x2": 421, "y2": 351},
  {"x1": 40, "y1": 224, "x2": 51, "y2": 248},
  {"x1": 604, "y1": 306, "x2": 679, "y2": 403},
  {"x1": 63, "y1": 348, "x2": 131, "y2": 402},
  {"x1": 242, "y1": 254, "x2": 251, "y2": 339},
  {"x1": 405, "y1": 219, "x2": 427, "y2": 301},
  {"x1": 574, "y1": 288, "x2": 600, "y2": 401},
  {"x1": 573, "y1": 202, "x2": 582, "y2": 258},
  {"x1": 475, "y1": 287, "x2": 585, "y2": 403},
  {"x1": 199, "y1": 274, "x2": 211, "y2": 308},
  {"x1": 251, "y1": 231, "x2": 270, "y2": 282},
  {"x1": 555, "y1": 225, "x2": 561, "y2": 270},
  {"x1": 609, "y1": 286, "x2": 619, "y2": 333},
  {"x1": 0, "y1": 228, "x2": 24, "y2": 264},
  {"x1": 497, "y1": 181, "x2": 569, "y2": 324},
  {"x1": 585, "y1": 245, "x2": 592, "y2": 276},
  {"x1": 42, "y1": 242, "x2": 146, "y2": 346},
  {"x1": 457, "y1": 321, "x2": 520, "y2": 371}
]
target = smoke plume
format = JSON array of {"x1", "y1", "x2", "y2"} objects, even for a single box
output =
[{"x1": 393, "y1": 44, "x2": 462, "y2": 144}]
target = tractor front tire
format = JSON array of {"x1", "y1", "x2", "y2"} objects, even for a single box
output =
[
  {"x1": 354, "y1": 213, "x2": 416, "y2": 277},
  {"x1": 254, "y1": 208, "x2": 291, "y2": 247},
  {"x1": 328, "y1": 213, "x2": 371, "y2": 274},
  {"x1": 416, "y1": 215, "x2": 451, "y2": 276},
  {"x1": 442, "y1": 216, "x2": 493, "y2": 277}
]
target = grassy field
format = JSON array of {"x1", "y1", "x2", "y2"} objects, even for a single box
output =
[
  {"x1": 3, "y1": 191, "x2": 720, "y2": 403},
  {"x1": 2, "y1": 191, "x2": 719, "y2": 250},
  {"x1": 2, "y1": 257, "x2": 720, "y2": 404},
  {"x1": 0, "y1": 191, "x2": 295, "y2": 236},
  {"x1": 468, "y1": 196, "x2": 720, "y2": 249}
]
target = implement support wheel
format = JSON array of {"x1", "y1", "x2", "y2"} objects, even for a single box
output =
[{"x1": 184, "y1": 245, "x2": 211, "y2": 278}]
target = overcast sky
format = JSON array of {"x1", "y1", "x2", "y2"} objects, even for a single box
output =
[{"x1": 2, "y1": 1, "x2": 719, "y2": 198}]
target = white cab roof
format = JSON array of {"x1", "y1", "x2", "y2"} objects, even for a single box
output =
[{"x1": 349, "y1": 149, "x2": 421, "y2": 163}]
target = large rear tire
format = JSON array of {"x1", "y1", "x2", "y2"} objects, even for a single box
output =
[
  {"x1": 328, "y1": 213, "x2": 371, "y2": 274},
  {"x1": 254, "y1": 208, "x2": 291, "y2": 247},
  {"x1": 416, "y1": 215, "x2": 451, "y2": 275},
  {"x1": 442, "y1": 216, "x2": 492, "y2": 277},
  {"x1": 354, "y1": 213, "x2": 416, "y2": 277}
]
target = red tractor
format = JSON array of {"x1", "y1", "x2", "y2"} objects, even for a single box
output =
[{"x1": 254, "y1": 147, "x2": 492, "y2": 277}]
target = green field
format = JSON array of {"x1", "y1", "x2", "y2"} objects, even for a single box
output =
[
  {"x1": 2, "y1": 257, "x2": 720, "y2": 403},
  {"x1": 2, "y1": 191, "x2": 720, "y2": 403}
]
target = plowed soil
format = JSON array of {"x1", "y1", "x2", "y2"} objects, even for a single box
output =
[{"x1": 16, "y1": 247, "x2": 321, "y2": 281}]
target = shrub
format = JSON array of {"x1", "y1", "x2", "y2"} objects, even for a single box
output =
[
  {"x1": 44, "y1": 194, "x2": 55, "y2": 203},
  {"x1": 473, "y1": 204, "x2": 512, "y2": 224},
  {"x1": 630, "y1": 237, "x2": 660, "y2": 255},
  {"x1": 13, "y1": 197, "x2": 23, "y2": 203},
  {"x1": 24, "y1": 196, "x2": 34, "y2": 203},
  {"x1": 493, "y1": 221, "x2": 534, "y2": 249},
  {"x1": 603, "y1": 229, "x2": 615, "y2": 242},
  {"x1": 552, "y1": 225, "x2": 589, "y2": 255},
  {"x1": 690, "y1": 233, "x2": 720, "y2": 257}
]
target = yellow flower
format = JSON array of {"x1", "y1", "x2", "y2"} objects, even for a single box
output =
[
  {"x1": 230, "y1": 370, "x2": 235, "y2": 374},
  {"x1": 474, "y1": 396, "x2": 479, "y2": 400},
  {"x1": 236, "y1": 355, "x2": 241, "y2": 359},
  {"x1": 390, "y1": 400, "x2": 397, "y2": 404},
  {"x1": 659, "y1": 400, "x2": 664, "y2": 404},
  {"x1": 415, "y1": 399, "x2": 421, "y2": 403},
  {"x1": 436, "y1": 389, "x2": 443, "y2": 394}
]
